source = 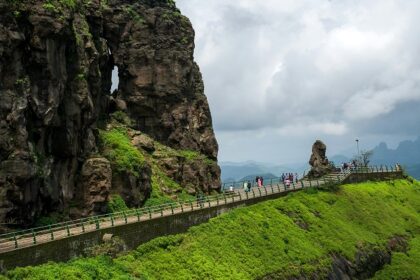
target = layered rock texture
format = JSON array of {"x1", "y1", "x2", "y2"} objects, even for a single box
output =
[
  {"x1": 0, "y1": 0, "x2": 220, "y2": 229},
  {"x1": 308, "y1": 140, "x2": 334, "y2": 178}
]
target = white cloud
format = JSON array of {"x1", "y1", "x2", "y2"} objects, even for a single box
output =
[{"x1": 177, "y1": 0, "x2": 420, "y2": 162}]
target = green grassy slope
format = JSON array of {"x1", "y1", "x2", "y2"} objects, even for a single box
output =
[
  {"x1": 373, "y1": 236, "x2": 420, "y2": 279},
  {"x1": 3, "y1": 180, "x2": 420, "y2": 280}
]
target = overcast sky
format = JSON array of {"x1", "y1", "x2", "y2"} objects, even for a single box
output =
[{"x1": 176, "y1": 0, "x2": 420, "y2": 164}]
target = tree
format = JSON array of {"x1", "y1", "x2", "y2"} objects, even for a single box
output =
[{"x1": 353, "y1": 150, "x2": 373, "y2": 167}]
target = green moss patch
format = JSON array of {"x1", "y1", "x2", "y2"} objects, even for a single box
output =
[
  {"x1": 107, "y1": 195, "x2": 129, "y2": 213},
  {"x1": 99, "y1": 128, "x2": 145, "y2": 176},
  {"x1": 4, "y1": 180, "x2": 420, "y2": 279}
]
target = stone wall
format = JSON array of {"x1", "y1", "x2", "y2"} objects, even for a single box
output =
[{"x1": 342, "y1": 171, "x2": 404, "y2": 184}]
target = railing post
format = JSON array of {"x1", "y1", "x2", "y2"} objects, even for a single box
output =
[
  {"x1": 309, "y1": 180, "x2": 312, "y2": 188},
  {"x1": 292, "y1": 182, "x2": 295, "y2": 190},
  {"x1": 246, "y1": 190, "x2": 249, "y2": 199},
  {"x1": 263, "y1": 186, "x2": 268, "y2": 195},
  {"x1": 270, "y1": 179, "x2": 273, "y2": 187},
  {"x1": 252, "y1": 188, "x2": 256, "y2": 198},
  {"x1": 49, "y1": 225, "x2": 54, "y2": 240},
  {"x1": 111, "y1": 213, "x2": 115, "y2": 226},
  {"x1": 136, "y1": 209, "x2": 141, "y2": 221},
  {"x1": 301, "y1": 181, "x2": 304, "y2": 188},
  {"x1": 170, "y1": 204, "x2": 174, "y2": 215},
  {"x1": 81, "y1": 220, "x2": 85, "y2": 233},
  {"x1": 238, "y1": 192, "x2": 242, "y2": 201},
  {"x1": 270, "y1": 184, "x2": 274, "y2": 193},
  {"x1": 123, "y1": 211, "x2": 128, "y2": 223},
  {"x1": 13, "y1": 233, "x2": 18, "y2": 248},
  {"x1": 223, "y1": 193, "x2": 227, "y2": 204},
  {"x1": 95, "y1": 217, "x2": 100, "y2": 230},
  {"x1": 148, "y1": 208, "x2": 152, "y2": 219},
  {"x1": 258, "y1": 187, "x2": 262, "y2": 196},
  {"x1": 216, "y1": 195, "x2": 219, "y2": 206},
  {"x1": 208, "y1": 197, "x2": 211, "y2": 208},
  {"x1": 316, "y1": 180, "x2": 320, "y2": 188},
  {"x1": 189, "y1": 200, "x2": 194, "y2": 211},
  {"x1": 180, "y1": 202, "x2": 184, "y2": 213},
  {"x1": 66, "y1": 225, "x2": 71, "y2": 237},
  {"x1": 31, "y1": 229, "x2": 36, "y2": 245}
]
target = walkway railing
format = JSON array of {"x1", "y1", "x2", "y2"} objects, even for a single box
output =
[{"x1": 0, "y1": 165, "x2": 401, "y2": 252}]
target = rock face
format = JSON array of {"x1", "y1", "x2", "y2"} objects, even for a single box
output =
[
  {"x1": 308, "y1": 140, "x2": 333, "y2": 178},
  {"x1": 0, "y1": 0, "x2": 220, "y2": 228},
  {"x1": 79, "y1": 157, "x2": 112, "y2": 216}
]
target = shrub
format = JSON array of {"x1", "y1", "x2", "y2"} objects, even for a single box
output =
[{"x1": 107, "y1": 195, "x2": 129, "y2": 213}]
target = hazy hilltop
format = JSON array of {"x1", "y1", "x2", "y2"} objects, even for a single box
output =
[{"x1": 371, "y1": 137, "x2": 420, "y2": 166}]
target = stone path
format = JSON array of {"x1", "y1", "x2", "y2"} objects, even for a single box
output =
[{"x1": 0, "y1": 168, "x2": 383, "y2": 253}]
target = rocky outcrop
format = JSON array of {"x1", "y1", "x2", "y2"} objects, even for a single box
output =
[
  {"x1": 308, "y1": 140, "x2": 334, "y2": 178},
  {"x1": 0, "y1": 0, "x2": 220, "y2": 228},
  {"x1": 79, "y1": 157, "x2": 112, "y2": 216}
]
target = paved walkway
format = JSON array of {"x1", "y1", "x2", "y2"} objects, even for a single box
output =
[{"x1": 0, "y1": 168, "x2": 380, "y2": 253}]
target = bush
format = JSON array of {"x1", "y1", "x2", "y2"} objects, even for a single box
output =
[{"x1": 107, "y1": 195, "x2": 129, "y2": 213}]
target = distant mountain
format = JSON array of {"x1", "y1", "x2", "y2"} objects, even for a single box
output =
[
  {"x1": 369, "y1": 137, "x2": 420, "y2": 179},
  {"x1": 406, "y1": 164, "x2": 420, "y2": 180},
  {"x1": 220, "y1": 161, "x2": 308, "y2": 182},
  {"x1": 371, "y1": 137, "x2": 420, "y2": 166},
  {"x1": 239, "y1": 173, "x2": 278, "y2": 182}
]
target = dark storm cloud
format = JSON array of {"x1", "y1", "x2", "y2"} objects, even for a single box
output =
[{"x1": 177, "y1": 0, "x2": 420, "y2": 162}]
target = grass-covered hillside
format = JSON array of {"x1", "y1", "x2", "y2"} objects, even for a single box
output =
[{"x1": 3, "y1": 180, "x2": 420, "y2": 279}]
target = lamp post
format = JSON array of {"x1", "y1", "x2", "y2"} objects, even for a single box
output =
[{"x1": 355, "y1": 139, "x2": 360, "y2": 156}]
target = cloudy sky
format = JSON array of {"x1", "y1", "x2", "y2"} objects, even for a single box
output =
[{"x1": 177, "y1": 0, "x2": 420, "y2": 165}]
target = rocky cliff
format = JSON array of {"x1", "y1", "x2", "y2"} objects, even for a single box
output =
[{"x1": 0, "y1": 0, "x2": 220, "y2": 229}]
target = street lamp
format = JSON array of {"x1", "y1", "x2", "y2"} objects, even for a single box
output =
[{"x1": 355, "y1": 139, "x2": 360, "y2": 156}]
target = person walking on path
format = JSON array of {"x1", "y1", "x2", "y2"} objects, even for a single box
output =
[
  {"x1": 257, "y1": 177, "x2": 262, "y2": 187},
  {"x1": 285, "y1": 178, "x2": 290, "y2": 189},
  {"x1": 247, "y1": 180, "x2": 252, "y2": 192}
]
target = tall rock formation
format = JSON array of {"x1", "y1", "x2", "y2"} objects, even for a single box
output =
[
  {"x1": 0, "y1": 0, "x2": 220, "y2": 229},
  {"x1": 307, "y1": 140, "x2": 333, "y2": 178}
]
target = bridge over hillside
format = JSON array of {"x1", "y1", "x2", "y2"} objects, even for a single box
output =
[{"x1": 0, "y1": 166, "x2": 404, "y2": 271}]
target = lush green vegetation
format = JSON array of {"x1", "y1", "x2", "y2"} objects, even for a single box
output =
[
  {"x1": 99, "y1": 128, "x2": 145, "y2": 176},
  {"x1": 373, "y1": 236, "x2": 420, "y2": 279},
  {"x1": 3, "y1": 180, "x2": 419, "y2": 279},
  {"x1": 107, "y1": 195, "x2": 129, "y2": 213}
]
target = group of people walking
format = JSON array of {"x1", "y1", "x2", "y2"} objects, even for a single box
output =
[
  {"x1": 341, "y1": 160, "x2": 357, "y2": 171},
  {"x1": 239, "y1": 173, "x2": 300, "y2": 192},
  {"x1": 281, "y1": 173, "x2": 299, "y2": 187}
]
